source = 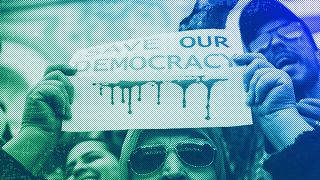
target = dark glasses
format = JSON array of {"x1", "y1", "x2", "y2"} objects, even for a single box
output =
[
  {"x1": 249, "y1": 22, "x2": 304, "y2": 53},
  {"x1": 128, "y1": 138, "x2": 216, "y2": 175}
]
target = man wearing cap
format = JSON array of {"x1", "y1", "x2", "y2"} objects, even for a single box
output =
[{"x1": 235, "y1": 0, "x2": 320, "y2": 179}]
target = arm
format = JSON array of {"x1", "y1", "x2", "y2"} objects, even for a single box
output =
[
  {"x1": 2, "y1": 65, "x2": 76, "y2": 176},
  {"x1": 263, "y1": 130, "x2": 320, "y2": 179}
]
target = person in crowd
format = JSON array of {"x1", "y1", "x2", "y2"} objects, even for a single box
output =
[
  {"x1": 235, "y1": 0, "x2": 320, "y2": 179},
  {"x1": 0, "y1": 0, "x2": 242, "y2": 179},
  {"x1": 119, "y1": 128, "x2": 230, "y2": 180},
  {"x1": 43, "y1": 130, "x2": 125, "y2": 179},
  {"x1": 0, "y1": 64, "x2": 232, "y2": 180},
  {"x1": 179, "y1": 1, "x2": 262, "y2": 179},
  {"x1": 179, "y1": 0, "x2": 239, "y2": 31},
  {"x1": 0, "y1": 65, "x2": 29, "y2": 142},
  {"x1": 64, "y1": 132, "x2": 120, "y2": 180},
  {"x1": 239, "y1": 0, "x2": 320, "y2": 114}
]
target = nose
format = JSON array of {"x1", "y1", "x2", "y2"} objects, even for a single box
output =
[
  {"x1": 72, "y1": 161, "x2": 89, "y2": 179},
  {"x1": 270, "y1": 34, "x2": 288, "y2": 53},
  {"x1": 162, "y1": 151, "x2": 187, "y2": 179}
]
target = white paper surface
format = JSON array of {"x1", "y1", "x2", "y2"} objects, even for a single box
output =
[{"x1": 63, "y1": 29, "x2": 252, "y2": 131}]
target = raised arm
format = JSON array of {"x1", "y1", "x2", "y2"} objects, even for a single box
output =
[{"x1": 2, "y1": 64, "x2": 76, "y2": 176}]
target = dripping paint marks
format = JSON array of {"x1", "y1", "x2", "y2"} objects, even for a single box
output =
[{"x1": 92, "y1": 77, "x2": 227, "y2": 120}]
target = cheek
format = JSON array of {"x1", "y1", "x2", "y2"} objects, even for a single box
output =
[
  {"x1": 95, "y1": 157, "x2": 120, "y2": 178},
  {"x1": 187, "y1": 166, "x2": 217, "y2": 180},
  {"x1": 131, "y1": 171, "x2": 162, "y2": 180}
]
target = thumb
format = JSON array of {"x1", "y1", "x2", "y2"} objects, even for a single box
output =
[{"x1": 297, "y1": 98, "x2": 320, "y2": 120}]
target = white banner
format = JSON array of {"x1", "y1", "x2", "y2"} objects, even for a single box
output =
[{"x1": 63, "y1": 29, "x2": 252, "y2": 131}]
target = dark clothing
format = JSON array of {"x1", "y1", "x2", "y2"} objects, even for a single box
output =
[
  {"x1": 0, "y1": 139, "x2": 41, "y2": 180},
  {"x1": 263, "y1": 130, "x2": 320, "y2": 180}
]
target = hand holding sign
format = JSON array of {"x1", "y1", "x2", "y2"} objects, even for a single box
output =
[
  {"x1": 22, "y1": 64, "x2": 76, "y2": 133},
  {"x1": 297, "y1": 98, "x2": 320, "y2": 119},
  {"x1": 2, "y1": 65, "x2": 76, "y2": 174},
  {"x1": 297, "y1": 98, "x2": 320, "y2": 128},
  {"x1": 234, "y1": 53, "x2": 314, "y2": 150},
  {"x1": 234, "y1": 53, "x2": 296, "y2": 117}
]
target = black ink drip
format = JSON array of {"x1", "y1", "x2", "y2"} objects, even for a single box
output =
[
  {"x1": 201, "y1": 78, "x2": 227, "y2": 120},
  {"x1": 136, "y1": 81, "x2": 148, "y2": 101},
  {"x1": 94, "y1": 77, "x2": 227, "y2": 119},
  {"x1": 154, "y1": 81, "x2": 163, "y2": 105},
  {"x1": 172, "y1": 79, "x2": 197, "y2": 108},
  {"x1": 118, "y1": 81, "x2": 136, "y2": 114}
]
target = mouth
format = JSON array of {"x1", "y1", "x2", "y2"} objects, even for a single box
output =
[
  {"x1": 77, "y1": 172, "x2": 100, "y2": 180},
  {"x1": 273, "y1": 53, "x2": 298, "y2": 69},
  {"x1": 78, "y1": 177, "x2": 99, "y2": 180}
]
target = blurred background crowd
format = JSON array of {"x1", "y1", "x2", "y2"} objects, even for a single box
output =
[{"x1": 1, "y1": 0, "x2": 320, "y2": 179}]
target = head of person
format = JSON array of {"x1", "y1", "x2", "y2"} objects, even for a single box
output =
[
  {"x1": 119, "y1": 128, "x2": 227, "y2": 180},
  {"x1": 207, "y1": 0, "x2": 240, "y2": 9},
  {"x1": 0, "y1": 65, "x2": 29, "y2": 138},
  {"x1": 179, "y1": 0, "x2": 240, "y2": 31},
  {"x1": 240, "y1": 0, "x2": 320, "y2": 89},
  {"x1": 64, "y1": 132, "x2": 120, "y2": 180}
]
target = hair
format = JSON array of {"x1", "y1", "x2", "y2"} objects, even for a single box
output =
[
  {"x1": 119, "y1": 128, "x2": 229, "y2": 180},
  {"x1": 239, "y1": 0, "x2": 318, "y2": 51}
]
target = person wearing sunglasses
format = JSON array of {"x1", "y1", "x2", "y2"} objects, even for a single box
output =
[
  {"x1": 240, "y1": 0, "x2": 320, "y2": 104},
  {"x1": 235, "y1": 0, "x2": 320, "y2": 179},
  {"x1": 119, "y1": 128, "x2": 228, "y2": 180}
]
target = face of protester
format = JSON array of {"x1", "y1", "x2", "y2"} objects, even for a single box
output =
[
  {"x1": 249, "y1": 19, "x2": 320, "y2": 88},
  {"x1": 66, "y1": 140, "x2": 119, "y2": 180},
  {"x1": 130, "y1": 129, "x2": 217, "y2": 180}
]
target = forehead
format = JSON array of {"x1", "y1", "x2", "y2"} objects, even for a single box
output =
[
  {"x1": 67, "y1": 140, "x2": 108, "y2": 162},
  {"x1": 137, "y1": 129, "x2": 206, "y2": 146},
  {"x1": 257, "y1": 19, "x2": 292, "y2": 35}
]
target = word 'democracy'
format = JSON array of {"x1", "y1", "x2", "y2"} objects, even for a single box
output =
[
  {"x1": 66, "y1": 29, "x2": 252, "y2": 131},
  {"x1": 75, "y1": 53, "x2": 234, "y2": 72}
]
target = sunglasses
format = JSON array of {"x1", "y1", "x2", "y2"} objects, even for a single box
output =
[
  {"x1": 249, "y1": 22, "x2": 304, "y2": 53},
  {"x1": 128, "y1": 138, "x2": 216, "y2": 175}
]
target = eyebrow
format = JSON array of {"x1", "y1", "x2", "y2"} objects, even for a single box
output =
[{"x1": 65, "y1": 150, "x2": 103, "y2": 172}]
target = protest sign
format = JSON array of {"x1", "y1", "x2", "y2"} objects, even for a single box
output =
[{"x1": 63, "y1": 28, "x2": 252, "y2": 131}]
